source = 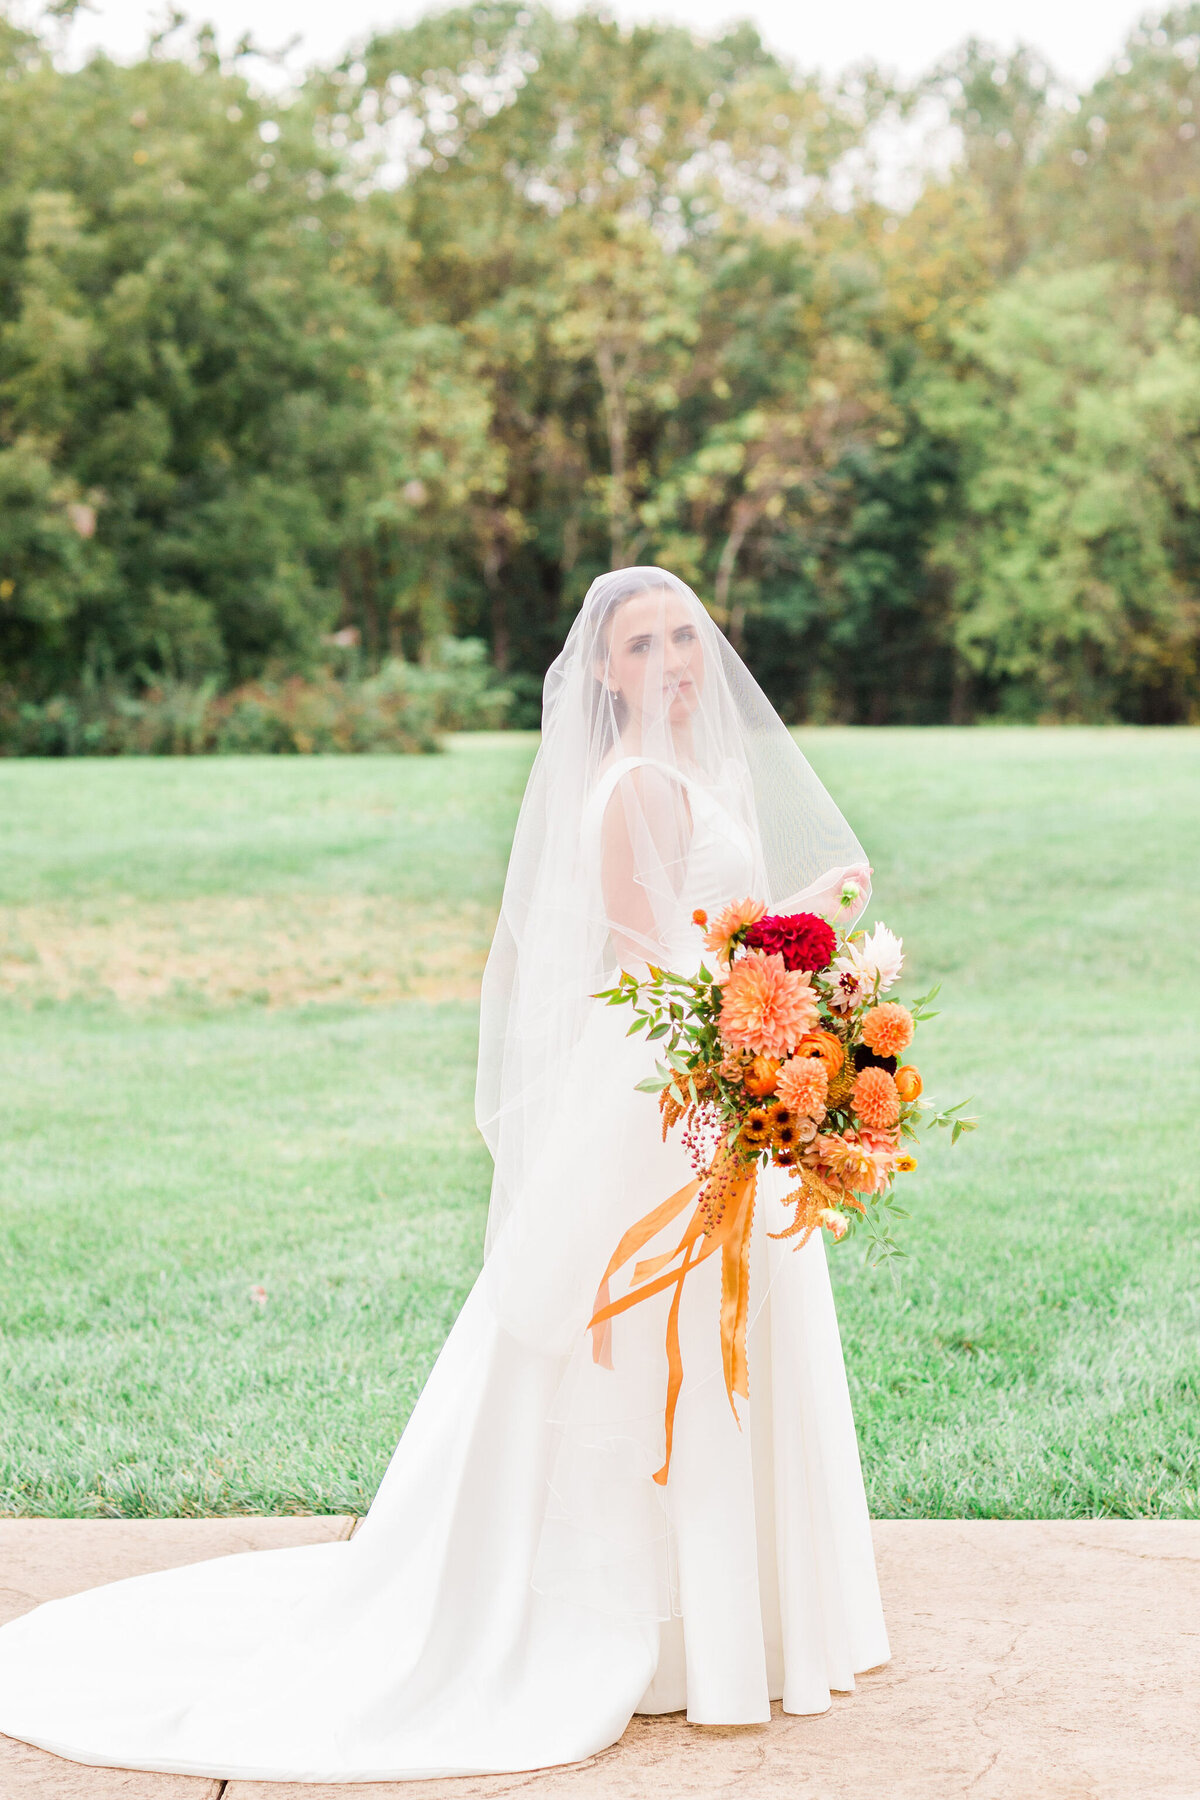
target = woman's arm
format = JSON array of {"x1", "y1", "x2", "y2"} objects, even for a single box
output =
[{"x1": 599, "y1": 765, "x2": 692, "y2": 970}]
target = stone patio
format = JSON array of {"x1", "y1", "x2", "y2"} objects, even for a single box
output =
[{"x1": 1, "y1": 1517, "x2": 1196, "y2": 1799}]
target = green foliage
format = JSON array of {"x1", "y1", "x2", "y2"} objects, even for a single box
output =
[
  {"x1": 0, "y1": 22, "x2": 499, "y2": 698},
  {"x1": 0, "y1": 638, "x2": 509, "y2": 753},
  {"x1": 920, "y1": 266, "x2": 1200, "y2": 720},
  {"x1": 1, "y1": 5, "x2": 1200, "y2": 725},
  {"x1": 1027, "y1": 7, "x2": 1200, "y2": 313}
]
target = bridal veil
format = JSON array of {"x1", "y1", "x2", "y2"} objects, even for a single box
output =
[
  {"x1": 475, "y1": 568, "x2": 874, "y2": 1623},
  {"x1": 476, "y1": 566, "x2": 871, "y2": 1252}
]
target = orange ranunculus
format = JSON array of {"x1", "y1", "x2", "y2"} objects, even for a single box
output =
[
  {"x1": 795, "y1": 1029, "x2": 844, "y2": 1078},
  {"x1": 743, "y1": 1055, "x2": 780, "y2": 1097},
  {"x1": 692, "y1": 908, "x2": 708, "y2": 928},
  {"x1": 894, "y1": 1064, "x2": 923, "y2": 1102}
]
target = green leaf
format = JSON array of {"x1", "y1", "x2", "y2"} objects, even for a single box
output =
[{"x1": 635, "y1": 1075, "x2": 669, "y2": 1093}]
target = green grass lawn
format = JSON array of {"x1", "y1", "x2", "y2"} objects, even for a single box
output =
[{"x1": 1, "y1": 730, "x2": 1197, "y2": 1518}]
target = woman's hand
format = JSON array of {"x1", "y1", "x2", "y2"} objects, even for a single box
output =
[{"x1": 774, "y1": 864, "x2": 872, "y2": 924}]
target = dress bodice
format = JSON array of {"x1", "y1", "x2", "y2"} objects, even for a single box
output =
[
  {"x1": 584, "y1": 755, "x2": 761, "y2": 968},
  {"x1": 682, "y1": 777, "x2": 759, "y2": 917}
]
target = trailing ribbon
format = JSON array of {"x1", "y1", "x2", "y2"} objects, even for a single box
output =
[{"x1": 588, "y1": 1151, "x2": 759, "y2": 1486}]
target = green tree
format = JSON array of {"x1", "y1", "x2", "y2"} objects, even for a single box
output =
[
  {"x1": 0, "y1": 22, "x2": 494, "y2": 694},
  {"x1": 335, "y1": 4, "x2": 889, "y2": 677},
  {"x1": 919, "y1": 265, "x2": 1200, "y2": 720},
  {"x1": 1029, "y1": 7, "x2": 1200, "y2": 314}
]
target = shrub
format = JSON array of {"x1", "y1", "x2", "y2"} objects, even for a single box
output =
[{"x1": 0, "y1": 641, "x2": 511, "y2": 756}]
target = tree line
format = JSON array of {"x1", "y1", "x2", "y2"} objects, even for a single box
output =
[{"x1": 3, "y1": 2, "x2": 1200, "y2": 727}]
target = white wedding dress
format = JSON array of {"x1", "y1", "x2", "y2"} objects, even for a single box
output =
[{"x1": 0, "y1": 570, "x2": 889, "y2": 1783}]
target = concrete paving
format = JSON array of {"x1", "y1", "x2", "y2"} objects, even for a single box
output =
[{"x1": 1, "y1": 1517, "x2": 1197, "y2": 1799}]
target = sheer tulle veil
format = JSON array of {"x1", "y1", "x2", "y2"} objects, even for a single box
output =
[
  {"x1": 469, "y1": 568, "x2": 871, "y2": 1620},
  {"x1": 476, "y1": 567, "x2": 870, "y2": 1256}
]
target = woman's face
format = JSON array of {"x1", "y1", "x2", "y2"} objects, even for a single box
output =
[{"x1": 602, "y1": 588, "x2": 705, "y2": 727}]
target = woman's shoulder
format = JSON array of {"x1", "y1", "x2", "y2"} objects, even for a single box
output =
[
  {"x1": 594, "y1": 748, "x2": 692, "y2": 785},
  {"x1": 591, "y1": 752, "x2": 691, "y2": 812}
]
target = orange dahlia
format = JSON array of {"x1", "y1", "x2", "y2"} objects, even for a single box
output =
[
  {"x1": 860, "y1": 1003, "x2": 914, "y2": 1059},
  {"x1": 777, "y1": 1055, "x2": 829, "y2": 1121},
  {"x1": 703, "y1": 897, "x2": 766, "y2": 963},
  {"x1": 718, "y1": 952, "x2": 819, "y2": 1059},
  {"x1": 810, "y1": 1132, "x2": 876, "y2": 1190},
  {"x1": 812, "y1": 1130, "x2": 891, "y2": 1195},
  {"x1": 852, "y1": 1065, "x2": 901, "y2": 1131}
]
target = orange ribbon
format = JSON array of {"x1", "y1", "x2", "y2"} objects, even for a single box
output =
[{"x1": 588, "y1": 1156, "x2": 758, "y2": 1486}]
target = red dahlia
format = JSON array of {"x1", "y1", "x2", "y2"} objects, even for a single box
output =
[{"x1": 744, "y1": 910, "x2": 836, "y2": 973}]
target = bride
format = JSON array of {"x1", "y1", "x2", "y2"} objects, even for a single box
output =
[{"x1": 0, "y1": 568, "x2": 889, "y2": 1782}]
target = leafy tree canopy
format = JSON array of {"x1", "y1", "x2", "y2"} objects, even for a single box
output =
[{"x1": 2, "y1": 3, "x2": 1199, "y2": 723}]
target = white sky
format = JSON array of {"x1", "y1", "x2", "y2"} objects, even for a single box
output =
[{"x1": 38, "y1": 0, "x2": 1153, "y2": 91}]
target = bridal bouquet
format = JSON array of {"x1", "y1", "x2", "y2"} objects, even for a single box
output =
[{"x1": 589, "y1": 891, "x2": 974, "y2": 1483}]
